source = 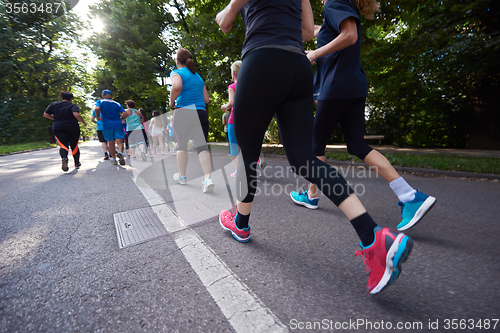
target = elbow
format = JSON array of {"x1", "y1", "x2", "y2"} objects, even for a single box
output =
[{"x1": 302, "y1": 29, "x2": 314, "y2": 42}]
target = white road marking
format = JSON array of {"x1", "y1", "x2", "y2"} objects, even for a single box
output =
[{"x1": 135, "y1": 184, "x2": 288, "y2": 333}]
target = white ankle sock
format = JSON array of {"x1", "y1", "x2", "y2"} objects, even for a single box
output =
[
  {"x1": 389, "y1": 177, "x2": 416, "y2": 202},
  {"x1": 307, "y1": 191, "x2": 316, "y2": 201}
]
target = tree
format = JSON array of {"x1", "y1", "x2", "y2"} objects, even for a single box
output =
[{"x1": 0, "y1": 0, "x2": 88, "y2": 144}]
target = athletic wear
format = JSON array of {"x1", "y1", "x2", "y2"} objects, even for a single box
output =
[
  {"x1": 397, "y1": 191, "x2": 436, "y2": 231},
  {"x1": 126, "y1": 109, "x2": 144, "y2": 131},
  {"x1": 96, "y1": 99, "x2": 125, "y2": 131},
  {"x1": 61, "y1": 158, "x2": 69, "y2": 172},
  {"x1": 92, "y1": 109, "x2": 104, "y2": 131},
  {"x1": 227, "y1": 82, "x2": 237, "y2": 124},
  {"x1": 170, "y1": 67, "x2": 206, "y2": 110},
  {"x1": 173, "y1": 173, "x2": 187, "y2": 185},
  {"x1": 390, "y1": 176, "x2": 417, "y2": 203},
  {"x1": 219, "y1": 210, "x2": 251, "y2": 242},
  {"x1": 239, "y1": 0, "x2": 303, "y2": 58},
  {"x1": 355, "y1": 227, "x2": 413, "y2": 294},
  {"x1": 202, "y1": 178, "x2": 215, "y2": 193},
  {"x1": 313, "y1": 98, "x2": 373, "y2": 159},
  {"x1": 116, "y1": 152, "x2": 126, "y2": 166},
  {"x1": 290, "y1": 190, "x2": 319, "y2": 209},
  {"x1": 172, "y1": 108, "x2": 209, "y2": 154},
  {"x1": 314, "y1": 0, "x2": 366, "y2": 100},
  {"x1": 102, "y1": 129, "x2": 125, "y2": 142},
  {"x1": 233, "y1": 48, "x2": 353, "y2": 206}
]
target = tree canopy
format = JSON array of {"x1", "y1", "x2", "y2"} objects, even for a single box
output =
[{"x1": 1, "y1": 0, "x2": 498, "y2": 149}]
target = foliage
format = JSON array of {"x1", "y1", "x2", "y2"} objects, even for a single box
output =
[{"x1": 0, "y1": 0, "x2": 88, "y2": 144}]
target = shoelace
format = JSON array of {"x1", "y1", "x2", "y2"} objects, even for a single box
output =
[{"x1": 355, "y1": 249, "x2": 372, "y2": 273}]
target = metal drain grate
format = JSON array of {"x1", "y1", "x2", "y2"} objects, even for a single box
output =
[{"x1": 114, "y1": 207, "x2": 168, "y2": 249}]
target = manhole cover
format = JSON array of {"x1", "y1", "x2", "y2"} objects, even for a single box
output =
[{"x1": 114, "y1": 207, "x2": 168, "y2": 249}]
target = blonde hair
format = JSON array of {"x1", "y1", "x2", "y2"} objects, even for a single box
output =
[
  {"x1": 353, "y1": 0, "x2": 380, "y2": 20},
  {"x1": 230, "y1": 61, "x2": 242, "y2": 77}
]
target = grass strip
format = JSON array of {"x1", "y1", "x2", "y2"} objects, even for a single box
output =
[
  {"x1": 0, "y1": 142, "x2": 56, "y2": 155},
  {"x1": 261, "y1": 146, "x2": 500, "y2": 175}
]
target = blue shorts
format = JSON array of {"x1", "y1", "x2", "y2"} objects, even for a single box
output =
[{"x1": 103, "y1": 129, "x2": 126, "y2": 142}]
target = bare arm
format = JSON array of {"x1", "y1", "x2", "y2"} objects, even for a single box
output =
[
  {"x1": 301, "y1": 0, "x2": 314, "y2": 41},
  {"x1": 73, "y1": 112, "x2": 87, "y2": 127},
  {"x1": 221, "y1": 88, "x2": 235, "y2": 110},
  {"x1": 203, "y1": 86, "x2": 210, "y2": 105},
  {"x1": 169, "y1": 73, "x2": 183, "y2": 108},
  {"x1": 95, "y1": 106, "x2": 102, "y2": 120},
  {"x1": 216, "y1": 0, "x2": 249, "y2": 33},
  {"x1": 43, "y1": 112, "x2": 54, "y2": 121},
  {"x1": 313, "y1": 24, "x2": 321, "y2": 38},
  {"x1": 306, "y1": 18, "x2": 357, "y2": 64}
]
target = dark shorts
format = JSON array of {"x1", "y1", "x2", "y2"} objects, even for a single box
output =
[{"x1": 97, "y1": 130, "x2": 106, "y2": 143}]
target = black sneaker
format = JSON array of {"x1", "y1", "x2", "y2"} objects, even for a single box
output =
[
  {"x1": 62, "y1": 158, "x2": 69, "y2": 172},
  {"x1": 75, "y1": 162, "x2": 81, "y2": 169},
  {"x1": 116, "y1": 152, "x2": 126, "y2": 166},
  {"x1": 103, "y1": 152, "x2": 109, "y2": 160}
]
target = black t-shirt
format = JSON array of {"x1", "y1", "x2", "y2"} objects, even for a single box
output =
[
  {"x1": 240, "y1": 0, "x2": 304, "y2": 58},
  {"x1": 44, "y1": 101, "x2": 80, "y2": 130},
  {"x1": 314, "y1": 0, "x2": 367, "y2": 100}
]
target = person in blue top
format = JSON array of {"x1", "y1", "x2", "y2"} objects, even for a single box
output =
[
  {"x1": 123, "y1": 100, "x2": 148, "y2": 161},
  {"x1": 169, "y1": 48, "x2": 214, "y2": 193},
  {"x1": 290, "y1": 0, "x2": 436, "y2": 233},
  {"x1": 91, "y1": 108, "x2": 109, "y2": 160},
  {"x1": 216, "y1": 0, "x2": 415, "y2": 294},
  {"x1": 94, "y1": 89, "x2": 127, "y2": 166}
]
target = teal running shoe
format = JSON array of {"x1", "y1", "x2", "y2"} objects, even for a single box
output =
[
  {"x1": 290, "y1": 190, "x2": 319, "y2": 210},
  {"x1": 397, "y1": 191, "x2": 436, "y2": 231}
]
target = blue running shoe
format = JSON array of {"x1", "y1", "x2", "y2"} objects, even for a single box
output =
[
  {"x1": 397, "y1": 191, "x2": 436, "y2": 231},
  {"x1": 290, "y1": 190, "x2": 319, "y2": 210}
]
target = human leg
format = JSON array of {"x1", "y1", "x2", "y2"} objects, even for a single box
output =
[{"x1": 53, "y1": 129, "x2": 70, "y2": 171}]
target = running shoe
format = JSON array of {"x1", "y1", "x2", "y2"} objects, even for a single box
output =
[
  {"x1": 103, "y1": 152, "x2": 109, "y2": 160},
  {"x1": 141, "y1": 152, "x2": 147, "y2": 161},
  {"x1": 61, "y1": 158, "x2": 69, "y2": 172},
  {"x1": 219, "y1": 210, "x2": 250, "y2": 242},
  {"x1": 290, "y1": 190, "x2": 319, "y2": 210},
  {"x1": 230, "y1": 170, "x2": 237, "y2": 178},
  {"x1": 397, "y1": 191, "x2": 436, "y2": 231},
  {"x1": 173, "y1": 173, "x2": 187, "y2": 185},
  {"x1": 111, "y1": 158, "x2": 118, "y2": 165},
  {"x1": 258, "y1": 151, "x2": 266, "y2": 170},
  {"x1": 355, "y1": 226, "x2": 413, "y2": 294},
  {"x1": 74, "y1": 162, "x2": 81, "y2": 169},
  {"x1": 202, "y1": 177, "x2": 215, "y2": 193},
  {"x1": 116, "y1": 152, "x2": 126, "y2": 166}
]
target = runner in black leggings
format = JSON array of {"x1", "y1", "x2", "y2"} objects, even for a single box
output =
[
  {"x1": 44, "y1": 91, "x2": 87, "y2": 172},
  {"x1": 217, "y1": 0, "x2": 414, "y2": 294}
]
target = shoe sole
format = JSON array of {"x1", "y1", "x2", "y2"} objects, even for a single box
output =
[
  {"x1": 219, "y1": 212, "x2": 250, "y2": 243},
  {"x1": 397, "y1": 196, "x2": 437, "y2": 231},
  {"x1": 371, "y1": 234, "x2": 413, "y2": 294},
  {"x1": 290, "y1": 192, "x2": 318, "y2": 210},
  {"x1": 117, "y1": 153, "x2": 126, "y2": 166},
  {"x1": 62, "y1": 159, "x2": 68, "y2": 172},
  {"x1": 203, "y1": 183, "x2": 215, "y2": 193}
]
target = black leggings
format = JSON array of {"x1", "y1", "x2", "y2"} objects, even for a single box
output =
[
  {"x1": 313, "y1": 98, "x2": 373, "y2": 159},
  {"x1": 233, "y1": 48, "x2": 353, "y2": 205},
  {"x1": 172, "y1": 108, "x2": 209, "y2": 154},
  {"x1": 53, "y1": 126, "x2": 80, "y2": 163}
]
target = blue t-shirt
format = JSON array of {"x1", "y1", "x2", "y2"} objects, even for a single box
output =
[
  {"x1": 240, "y1": 0, "x2": 303, "y2": 58},
  {"x1": 170, "y1": 67, "x2": 206, "y2": 110},
  {"x1": 92, "y1": 109, "x2": 103, "y2": 131},
  {"x1": 95, "y1": 99, "x2": 125, "y2": 130},
  {"x1": 314, "y1": 0, "x2": 367, "y2": 100}
]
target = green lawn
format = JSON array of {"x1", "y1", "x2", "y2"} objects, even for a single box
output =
[
  {"x1": 0, "y1": 142, "x2": 56, "y2": 155},
  {"x1": 260, "y1": 146, "x2": 500, "y2": 175}
]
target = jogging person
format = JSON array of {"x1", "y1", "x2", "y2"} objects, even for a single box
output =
[
  {"x1": 94, "y1": 89, "x2": 126, "y2": 166},
  {"x1": 222, "y1": 110, "x2": 231, "y2": 155},
  {"x1": 221, "y1": 60, "x2": 242, "y2": 177},
  {"x1": 150, "y1": 110, "x2": 165, "y2": 155},
  {"x1": 44, "y1": 91, "x2": 87, "y2": 171},
  {"x1": 91, "y1": 109, "x2": 109, "y2": 160},
  {"x1": 289, "y1": 0, "x2": 436, "y2": 231},
  {"x1": 216, "y1": 0, "x2": 413, "y2": 294},
  {"x1": 123, "y1": 100, "x2": 148, "y2": 161},
  {"x1": 169, "y1": 48, "x2": 214, "y2": 193}
]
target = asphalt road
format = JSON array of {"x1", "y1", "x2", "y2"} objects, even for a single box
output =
[{"x1": 1, "y1": 141, "x2": 499, "y2": 333}]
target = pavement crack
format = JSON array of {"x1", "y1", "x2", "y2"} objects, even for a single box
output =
[{"x1": 65, "y1": 221, "x2": 82, "y2": 253}]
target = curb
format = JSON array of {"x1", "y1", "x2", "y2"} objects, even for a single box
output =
[{"x1": 264, "y1": 154, "x2": 500, "y2": 182}]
